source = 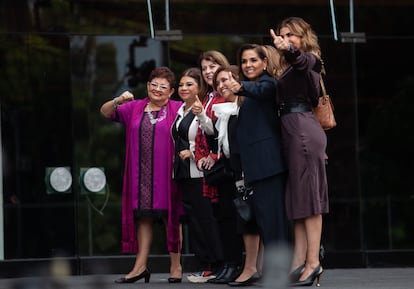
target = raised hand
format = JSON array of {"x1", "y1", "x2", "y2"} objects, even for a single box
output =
[
  {"x1": 191, "y1": 95, "x2": 204, "y2": 115},
  {"x1": 270, "y1": 28, "x2": 287, "y2": 50},
  {"x1": 228, "y1": 71, "x2": 242, "y2": 93},
  {"x1": 117, "y1": 90, "x2": 134, "y2": 104}
]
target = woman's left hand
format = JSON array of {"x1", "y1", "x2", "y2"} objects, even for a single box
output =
[
  {"x1": 204, "y1": 155, "x2": 216, "y2": 170},
  {"x1": 270, "y1": 28, "x2": 288, "y2": 50},
  {"x1": 191, "y1": 95, "x2": 204, "y2": 115},
  {"x1": 228, "y1": 72, "x2": 242, "y2": 93}
]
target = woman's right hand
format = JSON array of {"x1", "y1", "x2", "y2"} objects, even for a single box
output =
[
  {"x1": 192, "y1": 95, "x2": 204, "y2": 115},
  {"x1": 270, "y1": 28, "x2": 289, "y2": 50},
  {"x1": 116, "y1": 90, "x2": 134, "y2": 105},
  {"x1": 197, "y1": 157, "x2": 207, "y2": 171},
  {"x1": 100, "y1": 90, "x2": 134, "y2": 118}
]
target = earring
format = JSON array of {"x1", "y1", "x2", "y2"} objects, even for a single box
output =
[{"x1": 263, "y1": 67, "x2": 267, "y2": 71}]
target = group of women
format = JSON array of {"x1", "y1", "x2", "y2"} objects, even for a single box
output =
[{"x1": 100, "y1": 17, "x2": 329, "y2": 287}]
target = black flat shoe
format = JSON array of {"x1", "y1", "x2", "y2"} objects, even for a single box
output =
[
  {"x1": 168, "y1": 277, "x2": 182, "y2": 283},
  {"x1": 114, "y1": 268, "x2": 151, "y2": 283},
  {"x1": 214, "y1": 264, "x2": 229, "y2": 280},
  {"x1": 207, "y1": 266, "x2": 227, "y2": 284},
  {"x1": 209, "y1": 265, "x2": 240, "y2": 284},
  {"x1": 227, "y1": 272, "x2": 261, "y2": 287}
]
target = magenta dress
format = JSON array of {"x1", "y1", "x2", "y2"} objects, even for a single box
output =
[{"x1": 111, "y1": 97, "x2": 182, "y2": 253}]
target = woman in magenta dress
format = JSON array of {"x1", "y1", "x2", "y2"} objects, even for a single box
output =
[{"x1": 100, "y1": 66, "x2": 183, "y2": 283}]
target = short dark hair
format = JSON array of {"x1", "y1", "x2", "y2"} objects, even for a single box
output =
[{"x1": 148, "y1": 66, "x2": 176, "y2": 87}]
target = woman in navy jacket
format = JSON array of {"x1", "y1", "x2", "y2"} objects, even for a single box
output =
[{"x1": 228, "y1": 43, "x2": 288, "y2": 285}]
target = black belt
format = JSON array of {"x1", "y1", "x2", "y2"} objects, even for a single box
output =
[{"x1": 279, "y1": 103, "x2": 312, "y2": 116}]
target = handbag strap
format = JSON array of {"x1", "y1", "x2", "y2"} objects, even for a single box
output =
[
  {"x1": 320, "y1": 76, "x2": 327, "y2": 96},
  {"x1": 242, "y1": 188, "x2": 254, "y2": 200},
  {"x1": 319, "y1": 60, "x2": 328, "y2": 96}
]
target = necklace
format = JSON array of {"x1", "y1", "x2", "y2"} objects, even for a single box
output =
[{"x1": 146, "y1": 102, "x2": 167, "y2": 124}]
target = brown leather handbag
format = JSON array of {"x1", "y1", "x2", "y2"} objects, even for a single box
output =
[{"x1": 313, "y1": 75, "x2": 337, "y2": 130}]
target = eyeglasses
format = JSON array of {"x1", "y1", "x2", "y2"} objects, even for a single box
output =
[
  {"x1": 149, "y1": 82, "x2": 170, "y2": 91},
  {"x1": 280, "y1": 32, "x2": 296, "y2": 39}
]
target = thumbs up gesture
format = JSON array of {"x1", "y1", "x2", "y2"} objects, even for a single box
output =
[
  {"x1": 228, "y1": 71, "x2": 242, "y2": 93},
  {"x1": 270, "y1": 28, "x2": 288, "y2": 50},
  {"x1": 192, "y1": 95, "x2": 204, "y2": 115}
]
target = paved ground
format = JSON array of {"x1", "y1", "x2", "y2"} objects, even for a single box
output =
[{"x1": 1, "y1": 268, "x2": 414, "y2": 289}]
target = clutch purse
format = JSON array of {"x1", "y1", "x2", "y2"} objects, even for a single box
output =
[{"x1": 203, "y1": 159, "x2": 233, "y2": 186}]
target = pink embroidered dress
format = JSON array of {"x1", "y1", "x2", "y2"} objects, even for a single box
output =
[{"x1": 111, "y1": 97, "x2": 182, "y2": 253}]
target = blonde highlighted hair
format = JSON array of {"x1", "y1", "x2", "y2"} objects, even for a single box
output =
[
  {"x1": 262, "y1": 45, "x2": 283, "y2": 78},
  {"x1": 276, "y1": 17, "x2": 321, "y2": 57}
]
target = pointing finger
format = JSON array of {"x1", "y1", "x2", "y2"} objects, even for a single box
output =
[
  {"x1": 270, "y1": 28, "x2": 278, "y2": 40},
  {"x1": 228, "y1": 71, "x2": 234, "y2": 82}
]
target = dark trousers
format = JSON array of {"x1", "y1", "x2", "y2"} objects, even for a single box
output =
[
  {"x1": 251, "y1": 173, "x2": 288, "y2": 246},
  {"x1": 180, "y1": 178, "x2": 223, "y2": 268},
  {"x1": 216, "y1": 180, "x2": 244, "y2": 266}
]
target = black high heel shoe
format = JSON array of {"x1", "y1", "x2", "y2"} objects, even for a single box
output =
[
  {"x1": 289, "y1": 265, "x2": 323, "y2": 287},
  {"x1": 114, "y1": 268, "x2": 151, "y2": 283},
  {"x1": 289, "y1": 263, "x2": 305, "y2": 282},
  {"x1": 289, "y1": 245, "x2": 324, "y2": 283}
]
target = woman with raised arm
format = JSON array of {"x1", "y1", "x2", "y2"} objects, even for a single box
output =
[
  {"x1": 100, "y1": 66, "x2": 183, "y2": 284},
  {"x1": 190, "y1": 51, "x2": 244, "y2": 284},
  {"x1": 226, "y1": 43, "x2": 288, "y2": 286},
  {"x1": 171, "y1": 67, "x2": 224, "y2": 283},
  {"x1": 270, "y1": 17, "x2": 329, "y2": 286}
]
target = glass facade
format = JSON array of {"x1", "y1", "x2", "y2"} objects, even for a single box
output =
[{"x1": 1, "y1": 0, "x2": 414, "y2": 276}]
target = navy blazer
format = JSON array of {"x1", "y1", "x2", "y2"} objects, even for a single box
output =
[{"x1": 236, "y1": 71, "x2": 286, "y2": 184}]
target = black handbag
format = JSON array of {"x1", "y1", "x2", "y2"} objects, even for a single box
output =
[
  {"x1": 203, "y1": 159, "x2": 233, "y2": 186},
  {"x1": 233, "y1": 188, "x2": 253, "y2": 222}
]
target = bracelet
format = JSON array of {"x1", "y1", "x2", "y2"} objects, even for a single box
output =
[{"x1": 113, "y1": 98, "x2": 119, "y2": 109}]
